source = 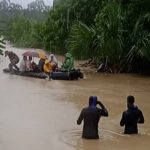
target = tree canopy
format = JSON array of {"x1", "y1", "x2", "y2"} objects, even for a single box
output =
[{"x1": 1, "y1": 0, "x2": 150, "y2": 74}]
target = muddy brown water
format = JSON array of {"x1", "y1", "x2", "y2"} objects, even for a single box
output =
[{"x1": 0, "y1": 43, "x2": 150, "y2": 150}]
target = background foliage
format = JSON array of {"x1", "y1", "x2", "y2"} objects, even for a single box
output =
[{"x1": 0, "y1": 0, "x2": 150, "y2": 74}]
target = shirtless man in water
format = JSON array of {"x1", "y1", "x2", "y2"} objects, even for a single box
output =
[
  {"x1": 120, "y1": 95, "x2": 144, "y2": 134},
  {"x1": 77, "y1": 96, "x2": 108, "y2": 139}
]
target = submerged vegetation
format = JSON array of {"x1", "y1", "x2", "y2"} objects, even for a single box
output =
[{"x1": 0, "y1": 0, "x2": 150, "y2": 74}]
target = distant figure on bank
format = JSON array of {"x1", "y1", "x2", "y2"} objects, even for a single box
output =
[
  {"x1": 5, "y1": 50, "x2": 19, "y2": 71},
  {"x1": 120, "y1": 95, "x2": 144, "y2": 134},
  {"x1": 77, "y1": 96, "x2": 108, "y2": 139},
  {"x1": 61, "y1": 53, "x2": 74, "y2": 71}
]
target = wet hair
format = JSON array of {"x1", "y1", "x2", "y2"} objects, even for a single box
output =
[
  {"x1": 89, "y1": 96, "x2": 97, "y2": 106},
  {"x1": 127, "y1": 95, "x2": 135, "y2": 105}
]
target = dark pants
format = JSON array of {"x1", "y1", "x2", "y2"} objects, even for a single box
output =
[{"x1": 9, "y1": 59, "x2": 19, "y2": 71}]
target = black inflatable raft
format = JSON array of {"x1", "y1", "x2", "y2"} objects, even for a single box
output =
[
  {"x1": 51, "y1": 69, "x2": 83, "y2": 80},
  {"x1": 3, "y1": 68, "x2": 83, "y2": 80},
  {"x1": 3, "y1": 68, "x2": 48, "y2": 79}
]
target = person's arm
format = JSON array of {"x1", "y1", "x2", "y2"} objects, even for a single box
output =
[
  {"x1": 97, "y1": 101, "x2": 108, "y2": 116},
  {"x1": 120, "y1": 112, "x2": 125, "y2": 126},
  {"x1": 138, "y1": 109, "x2": 144, "y2": 124},
  {"x1": 77, "y1": 109, "x2": 84, "y2": 125}
]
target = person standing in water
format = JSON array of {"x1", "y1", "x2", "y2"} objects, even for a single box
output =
[
  {"x1": 120, "y1": 95, "x2": 144, "y2": 134},
  {"x1": 77, "y1": 96, "x2": 108, "y2": 139}
]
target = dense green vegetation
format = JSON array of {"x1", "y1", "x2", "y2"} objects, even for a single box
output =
[
  {"x1": 0, "y1": 0, "x2": 49, "y2": 48},
  {"x1": 43, "y1": 0, "x2": 150, "y2": 74},
  {"x1": 1, "y1": 0, "x2": 150, "y2": 74}
]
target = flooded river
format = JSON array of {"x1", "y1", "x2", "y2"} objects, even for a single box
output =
[{"x1": 0, "y1": 44, "x2": 150, "y2": 150}]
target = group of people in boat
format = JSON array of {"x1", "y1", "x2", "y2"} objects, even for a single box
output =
[{"x1": 4, "y1": 50, "x2": 74, "y2": 74}]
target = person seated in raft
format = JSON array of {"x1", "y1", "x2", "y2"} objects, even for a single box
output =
[
  {"x1": 48, "y1": 53, "x2": 58, "y2": 71},
  {"x1": 38, "y1": 57, "x2": 46, "y2": 72},
  {"x1": 43, "y1": 59, "x2": 53, "y2": 74},
  {"x1": 19, "y1": 56, "x2": 28, "y2": 72},
  {"x1": 61, "y1": 52, "x2": 74, "y2": 71},
  {"x1": 31, "y1": 61, "x2": 40, "y2": 72},
  {"x1": 26, "y1": 56, "x2": 33, "y2": 71},
  {"x1": 26, "y1": 56, "x2": 39, "y2": 72}
]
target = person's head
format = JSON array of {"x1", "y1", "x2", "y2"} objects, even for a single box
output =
[
  {"x1": 89, "y1": 96, "x2": 97, "y2": 107},
  {"x1": 65, "y1": 52, "x2": 72, "y2": 59},
  {"x1": 50, "y1": 54, "x2": 54, "y2": 60},
  {"x1": 23, "y1": 56, "x2": 27, "y2": 61},
  {"x1": 29, "y1": 56, "x2": 32, "y2": 61},
  {"x1": 127, "y1": 95, "x2": 135, "y2": 108},
  {"x1": 4, "y1": 51, "x2": 9, "y2": 57}
]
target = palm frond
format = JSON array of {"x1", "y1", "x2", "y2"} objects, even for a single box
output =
[
  {"x1": 127, "y1": 13, "x2": 150, "y2": 63},
  {"x1": 67, "y1": 21, "x2": 96, "y2": 59},
  {"x1": 95, "y1": 0, "x2": 124, "y2": 72}
]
